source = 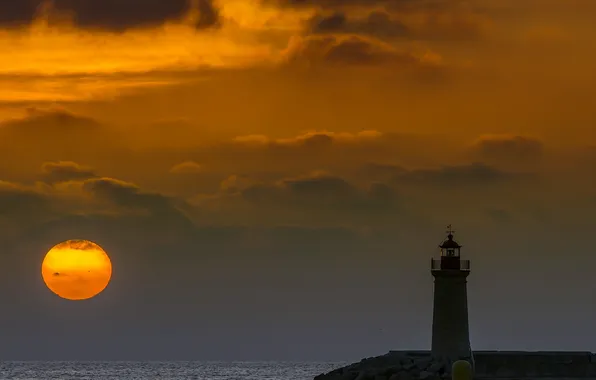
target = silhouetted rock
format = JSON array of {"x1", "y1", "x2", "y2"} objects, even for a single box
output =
[
  {"x1": 314, "y1": 352, "x2": 457, "y2": 380},
  {"x1": 315, "y1": 350, "x2": 596, "y2": 380}
]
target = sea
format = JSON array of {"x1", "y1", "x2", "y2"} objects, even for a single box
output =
[{"x1": 0, "y1": 361, "x2": 347, "y2": 380}]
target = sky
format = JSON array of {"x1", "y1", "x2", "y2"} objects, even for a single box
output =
[{"x1": 0, "y1": 0, "x2": 595, "y2": 361}]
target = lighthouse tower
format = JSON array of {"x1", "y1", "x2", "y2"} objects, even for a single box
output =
[{"x1": 430, "y1": 226, "x2": 472, "y2": 362}]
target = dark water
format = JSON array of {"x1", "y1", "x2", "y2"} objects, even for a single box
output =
[{"x1": 0, "y1": 361, "x2": 345, "y2": 379}]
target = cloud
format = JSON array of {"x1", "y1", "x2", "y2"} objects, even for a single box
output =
[
  {"x1": 41, "y1": 161, "x2": 98, "y2": 183},
  {"x1": 2, "y1": 159, "x2": 189, "y2": 221},
  {"x1": 271, "y1": 0, "x2": 488, "y2": 15},
  {"x1": 170, "y1": 161, "x2": 203, "y2": 174},
  {"x1": 0, "y1": 0, "x2": 220, "y2": 30},
  {"x1": 308, "y1": 11, "x2": 409, "y2": 39},
  {"x1": 206, "y1": 130, "x2": 462, "y2": 179},
  {"x1": 0, "y1": 107, "x2": 100, "y2": 134},
  {"x1": 243, "y1": 173, "x2": 361, "y2": 206},
  {"x1": 0, "y1": 3, "x2": 276, "y2": 103},
  {"x1": 308, "y1": 9, "x2": 487, "y2": 42},
  {"x1": 282, "y1": 34, "x2": 443, "y2": 67},
  {"x1": 0, "y1": 168, "x2": 200, "y2": 252},
  {"x1": 0, "y1": 124, "x2": 586, "y2": 234},
  {"x1": 82, "y1": 178, "x2": 175, "y2": 214},
  {"x1": 268, "y1": 0, "x2": 399, "y2": 8},
  {"x1": 219, "y1": 175, "x2": 258, "y2": 193},
  {"x1": 52, "y1": 239, "x2": 101, "y2": 251},
  {"x1": 233, "y1": 130, "x2": 382, "y2": 147},
  {"x1": 0, "y1": 181, "x2": 58, "y2": 243},
  {"x1": 0, "y1": 121, "x2": 551, "y2": 196},
  {"x1": 470, "y1": 134, "x2": 544, "y2": 164},
  {"x1": 396, "y1": 162, "x2": 515, "y2": 185},
  {"x1": 187, "y1": 157, "x2": 547, "y2": 229},
  {"x1": 192, "y1": 171, "x2": 404, "y2": 227},
  {"x1": 360, "y1": 163, "x2": 408, "y2": 182},
  {"x1": 0, "y1": 108, "x2": 106, "y2": 155},
  {"x1": 0, "y1": 0, "x2": 488, "y2": 105},
  {"x1": 0, "y1": 2, "x2": 38, "y2": 26},
  {"x1": 0, "y1": 108, "x2": 121, "y2": 178},
  {"x1": 274, "y1": 0, "x2": 491, "y2": 42},
  {"x1": 0, "y1": 181, "x2": 49, "y2": 216}
]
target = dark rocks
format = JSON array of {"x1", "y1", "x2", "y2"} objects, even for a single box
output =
[
  {"x1": 313, "y1": 352, "x2": 457, "y2": 380},
  {"x1": 316, "y1": 350, "x2": 596, "y2": 380}
]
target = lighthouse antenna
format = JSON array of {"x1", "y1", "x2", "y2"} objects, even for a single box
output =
[{"x1": 446, "y1": 224, "x2": 455, "y2": 236}]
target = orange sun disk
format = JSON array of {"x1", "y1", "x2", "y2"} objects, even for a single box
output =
[{"x1": 41, "y1": 240, "x2": 112, "y2": 301}]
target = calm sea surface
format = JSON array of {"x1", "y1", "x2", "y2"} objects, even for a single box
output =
[{"x1": 0, "y1": 361, "x2": 346, "y2": 380}]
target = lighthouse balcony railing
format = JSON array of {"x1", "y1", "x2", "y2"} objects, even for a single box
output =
[{"x1": 430, "y1": 258, "x2": 470, "y2": 271}]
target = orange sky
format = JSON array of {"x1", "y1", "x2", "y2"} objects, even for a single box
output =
[
  {"x1": 0, "y1": 0, "x2": 593, "y2": 145},
  {"x1": 0, "y1": 0, "x2": 593, "y2": 228},
  {"x1": 1, "y1": 0, "x2": 596, "y2": 359}
]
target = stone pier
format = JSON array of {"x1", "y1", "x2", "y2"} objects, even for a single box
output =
[{"x1": 313, "y1": 351, "x2": 596, "y2": 380}]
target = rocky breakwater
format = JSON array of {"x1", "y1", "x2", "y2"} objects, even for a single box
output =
[{"x1": 314, "y1": 352, "x2": 466, "y2": 380}]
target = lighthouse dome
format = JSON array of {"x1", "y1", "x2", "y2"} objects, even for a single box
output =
[{"x1": 439, "y1": 233, "x2": 461, "y2": 249}]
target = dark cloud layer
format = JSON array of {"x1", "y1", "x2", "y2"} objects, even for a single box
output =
[
  {"x1": 0, "y1": 181, "x2": 48, "y2": 216},
  {"x1": 307, "y1": 9, "x2": 485, "y2": 42},
  {"x1": 0, "y1": 1, "x2": 38, "y2": 26},
  {"x1": 0, "y1": 0, "x2": 219, "y2": 30},
  {"x1": 240, "y1": 173, "x2": 400, "y2": 214},
  {"x1": 0, "y1": 109, "x2": 110, "y2": 176},
  {"x1": 0, "y1": 153, "x2": 595, "y2": 360},
  {"x1": 278, "y1": 0, "x2": 490, "y2": 42},
  {"x1": 0, "y1": 108, "x2": 100, "y2": 135},
  {"x1": 83, "y1": 178, "x2": 176, "y2": 214},
  {"x1": 272, "y1": 0, "x2": 474, "y2": 11},
  {"x1": 284, "y1": 35, "x2": 441, "y2": 68},
  {"x1": 309, "y1": 11, "x2": 409, "y2": 39},
  {"x1": 397, "y1": 163, "x2": 512, "y2": 185},
  {"x1": 471, "y1": 135, "x2": 544, "y2": 163},
  {"x1": 41, "y1": 161, "x2": 98, "y2": 184}
]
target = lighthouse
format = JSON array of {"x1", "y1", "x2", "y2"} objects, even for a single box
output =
[{"x1": 430, "y1": 226, "x2": 472, "y2": 362}]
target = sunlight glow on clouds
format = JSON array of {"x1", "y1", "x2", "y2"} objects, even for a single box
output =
[
  {"x1": 1, "y1": 19, "x2": 264, "y2": 77},
  {"x1": 0, "y1": 0, "x2": 309, "y2": 103}
]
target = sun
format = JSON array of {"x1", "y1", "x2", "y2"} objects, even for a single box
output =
[{"x1": 41, "y1": 240, "x2": 112, "y2": 301}]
